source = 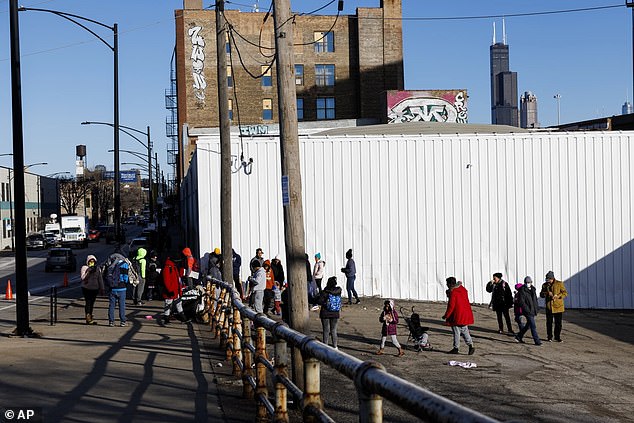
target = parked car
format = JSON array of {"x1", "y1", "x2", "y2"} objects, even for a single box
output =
[
  {"x1": 45, "y1": 248, "x2": 77, "y2": 272},
  {"x1": 26, "y1": 233, "x2": 46, "y2": 250},
  {"x1": 88, "y1": 229, "x2": 101, "y2": 242}
]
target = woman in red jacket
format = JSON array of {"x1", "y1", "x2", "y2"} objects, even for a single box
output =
[{"x1": 442, "y1": 277, "x2": 475, "y2": 355}]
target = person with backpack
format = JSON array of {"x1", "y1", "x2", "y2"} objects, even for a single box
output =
[
  {"x1": 106, "y1": 252, "x2": 130, "y2": 327},
  {"x1": 132, "y1": 247, "x2": 147, "y2": 306},
  {"x1": 318, "y1": 276, "x2": 342, "y2": 349},
  {"x1": 80, "y1": 254, "x2": 104, "y2": 325},
  {"x1": 159, "y1": 256, "x2": 189, "y2": 324}
]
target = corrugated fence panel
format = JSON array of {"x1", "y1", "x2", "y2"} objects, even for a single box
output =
[{"x1": 190, "y1": 131, "x2": 634, "y2": 308}]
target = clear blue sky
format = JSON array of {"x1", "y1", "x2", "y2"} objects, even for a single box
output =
[{"x1": 0, "y1": 0, "x2": 630, "y2": 176}]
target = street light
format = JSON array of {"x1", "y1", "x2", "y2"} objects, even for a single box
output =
[
  {"x1": 19, "y1": 7, "x2": 121, "y2": 245},
  {"x1": 554, "y1": 94, "x2": 562, "y2": 126},
  {"x1": 82, "y1": 121, "x2": 152, "y2": 224}
]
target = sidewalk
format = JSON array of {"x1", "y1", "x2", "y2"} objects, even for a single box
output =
[
  {"x1": 2, "y1": 292, "x2": 633, "y2": 422},
  {"x1": 1, "y1": 297, "x2": 255, "y2": 423}
]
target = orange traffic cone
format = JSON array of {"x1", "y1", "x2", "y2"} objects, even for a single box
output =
[
  {"x1": 5, "y1": 280, "x2": 13, "y2": 300},
  {"x1": 63, "y1": 273, "x2": 69, "y2": 287}
]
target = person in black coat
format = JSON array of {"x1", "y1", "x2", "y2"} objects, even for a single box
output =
[
  {"x1": 514, "y1": 276, "x2": 542, "y2": 345},
  {"x1": 317, "y1": 276, "x2": 342, "y2": 349},
  {"x1": 486, "y1": 272, "x2": 515, "y2": 334}
]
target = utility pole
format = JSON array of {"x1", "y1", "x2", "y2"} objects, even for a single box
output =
[
  {"x1": 273, "y1": 0, "x2": 308, "y2": 388},
  {"x1": 216, "y1": 0, "x2": 233, "y2": 283}
]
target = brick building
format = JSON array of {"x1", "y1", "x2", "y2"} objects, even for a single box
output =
[{"x1": 174, "y1": 0, "x2": 403, "y2": 175}]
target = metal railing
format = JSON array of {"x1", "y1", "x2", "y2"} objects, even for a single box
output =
[{"x1": 204, "y1": 277, "x2": 499, "y2": 423}]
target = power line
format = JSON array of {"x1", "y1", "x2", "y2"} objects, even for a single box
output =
[{"x1": 354, "y1": 4, "x2": 623, "y2": 21}]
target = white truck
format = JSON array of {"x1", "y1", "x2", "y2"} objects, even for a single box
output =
[{"x1": 60, "y1": 216, "x2": 89, "y2": 249}]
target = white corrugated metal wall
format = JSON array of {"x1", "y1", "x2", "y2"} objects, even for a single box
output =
[{"x1": 185, "y1": 131, "x2": 634, "y2": 309}]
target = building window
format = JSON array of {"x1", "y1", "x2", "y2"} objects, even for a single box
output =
[
  {"x1": 227, "y1": 66, "x2": 233, "y2": 87},
  {"x1": 262, "y1": 98, "x2": 273, "y2": 120},
  {"x1": 295, "y1": 65, "x2": 304, "y2": 86},
  {"x1": 228, "y1": 99, "x2": 233, "y2": 121},
  {"x1": 261, "y1": 66, "x2": 272, "y2": 87},
  {"x1": 315, "y1": 64, "x2": 335, "y2": 86},
  {"x1": 316, "y1": 97, "x2": 335, "y2": 120},
  {"x1": 297, "y1": 98, "x2": 304, "y2": 121},
  {"x1": 226, "y1": 32, "x2": 231, "y2": 54},
  {"x1": 314, "y1": 31, "x2": 334, "y2": 53}
]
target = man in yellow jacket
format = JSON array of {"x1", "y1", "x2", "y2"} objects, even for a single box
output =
[{"x1": 540, "y1": 270, "x2": 568, "y2": 342}]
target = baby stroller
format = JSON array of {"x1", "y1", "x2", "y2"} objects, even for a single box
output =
[
  {"x1": 400, "y1": 306, "x2": 433, "y2": 352},
  {"x1": 181, "y1": 285, "x2": 208, "y2": 323}
]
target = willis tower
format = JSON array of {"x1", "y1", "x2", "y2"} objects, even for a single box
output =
[{"x1": 490, "y1": 21, "x2": 518, "y2": 126}]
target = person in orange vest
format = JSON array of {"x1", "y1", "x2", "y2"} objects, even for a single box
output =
[{"x1": 262, "y1": 259, "x2": 275, "y2": 315}]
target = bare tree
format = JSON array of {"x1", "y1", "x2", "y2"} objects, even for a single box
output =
[{"x1": 59, "y1": 177, "x2": 91, "y2": 215}]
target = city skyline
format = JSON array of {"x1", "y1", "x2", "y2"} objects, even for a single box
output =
[{"x1": 0, "y1": 1, "x2": 630, "y2": 176}]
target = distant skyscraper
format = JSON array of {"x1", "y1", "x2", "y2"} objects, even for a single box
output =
[
  {"x1": 622, "y1": 101, "x2": 632, "y2": 115},
  {"x1": 490, "y1": 21, "x2": 519, "y2": 127},
  {"x1": 520, "y1": 91, "x2": 539, "y2": 128}
]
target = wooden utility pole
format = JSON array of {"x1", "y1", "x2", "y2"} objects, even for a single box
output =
[
  {"x1": 273, "y1": 0, "x2": 308, "y2": 389},
  {"x1": 216, "y1": 0, "x2": 233, "y2": 283}
]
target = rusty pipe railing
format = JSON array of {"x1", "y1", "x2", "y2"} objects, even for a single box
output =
[{"x1": 206, "y1": 277, "x2": 499, "y2": 423}]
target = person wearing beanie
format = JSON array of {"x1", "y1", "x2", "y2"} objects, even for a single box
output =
[
  {"x1": 540, "y1": 271, "x2": 568, "y2": 342},
  {"x1": 486, "y1": 272, "x2": 515, "y2": 334},
  {"x1": 341, "y1": 249, "x2": 360, "y2": 304},
  {"x1": 313, "y1": 253, "x2": 326, "y2": 291},
  {"x1": 514, "y1": 276, "x2": 542, "y2": 345},
  {"x1": 442, "y1": 277, "x2": 475, "y2": 355}
]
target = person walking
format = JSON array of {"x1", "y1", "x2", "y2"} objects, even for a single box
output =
[
  {"x1": 145, "y1": 251, "x2": 159, "y2": 301},
  {"x1": 318, "y1": 276, "x2": 342, "y2": 349},
  {"x1": 313, "y1": 253, "x2": 326, "y2": 291},
  {"x1": 540, "y1": 270, "x2": 568, "y2": 342},
  {"x1": 80, "y1": 255, "x2": 104, "y2": 325},
  {"x1": 248, "y1": 261, "x2": 266, "y2": 313},
  {"x1": 306, "y1": 253, "x2": 319, "y2": 311},
  {"x1": 486, "y1": 272, "x2": 515, "y2": 334},
  {"x1": 513, "y1": 283, "x2": 525, "y2": 333},
  {"x1": 181, "y1": 247, "x2": 195, "y2": 288},
  {"x1": 250, "y1": 248, "x2": 264, "y2": 275},
  {"x1": 232, "y1": 248, "x2": 244, "y2": 300},
  {"x1": 443, "y1": 276, "x2": 475, "y2": 355},
  {"x1": 514, "y1": 276, "x2": 542, "y2": 345},
  {"x1": 132, "y1": 247, "x2": 147, "y2": 306},
  {"x1": 263, "y1": 259, "x2": 275, "y2": 314},
  {"x1": 159, "y1": 256, "x2": 189, "y2": 324},
  {"x1": 341, "y1": 249, "x2": 360, "y2": 304},
  {"x1": 376, "y1": 299, "x2": 404, "y2": 356},
  {"x1": 106, "y1": 252, "x2": 130, "y2": 327}
]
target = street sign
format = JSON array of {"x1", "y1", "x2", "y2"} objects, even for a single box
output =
[{"x1": 281, "y1": 175, "x2": 289, "y2": 206}]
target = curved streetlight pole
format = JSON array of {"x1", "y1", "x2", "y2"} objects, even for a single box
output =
[
  {"x1": 83, "y1": 121, "x2": 152, "y2": 224},
  {"x1": 19, "y1": 7, "x2": 121, "y2": 244}
]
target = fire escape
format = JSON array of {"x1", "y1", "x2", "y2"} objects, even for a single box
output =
[{"x1": 164, "y1": 51, "x2": 179, "y2": 193}]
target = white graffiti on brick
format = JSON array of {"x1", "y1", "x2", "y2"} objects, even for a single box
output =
[
  {"x1": 388, "y1": 93, "x2": 468, "y2": 124},
  {"x1": 189, "y1": 25, "x2": 206, "y2": 103}
]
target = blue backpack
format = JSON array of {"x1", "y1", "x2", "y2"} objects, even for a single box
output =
[{"x1": 325, "y1": 293, "x2": 341, "y2": 312}]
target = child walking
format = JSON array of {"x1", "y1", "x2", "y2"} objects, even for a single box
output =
[
  {"x1": 273, "y1": 281, "x2": 282, "y2": 315},
  {"x1": 377, "y1": 299, "x2": 404, "y2": 356}
]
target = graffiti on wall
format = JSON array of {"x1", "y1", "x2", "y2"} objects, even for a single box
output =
[
  {"x1": 189, "y1": 25, "x2": 206, "y2": 105},
  {"x1": 387, "y1": 90, "x2": 468, "y2": 124}
]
